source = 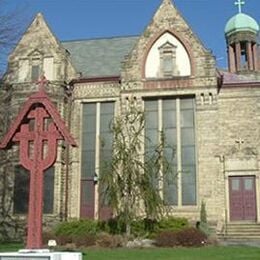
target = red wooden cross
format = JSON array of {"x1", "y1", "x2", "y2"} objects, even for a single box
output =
[
  {"x1": 14, "y1": 107, "x2": 61, "y2": 248},
  {"x1": 0, "y1": 80, "x2": 76, "y2": 249}
]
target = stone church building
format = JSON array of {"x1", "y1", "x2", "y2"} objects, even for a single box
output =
[{"x1": 1, "y1": 0, "x2": 260, "y2": 239}]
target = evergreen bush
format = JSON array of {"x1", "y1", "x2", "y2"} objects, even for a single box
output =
[
  {"x1": 155, "y1": 217, "x2": 189, "y2": 233},
  {"x1": 54, "y1": 219, "x2": 100, "y2": 237},
  {"x1": 199, "y1": 201, "x2": 211, "y2": 236},
  {"x1": 105, "y1": 217, "x2": 126, "y2": 235},
  {"x1": 131, "y1": 218, "x2": 157, "y2": 238},
  {"x1": 200, "y1": 201, "x2": 207, "y2": 224}
]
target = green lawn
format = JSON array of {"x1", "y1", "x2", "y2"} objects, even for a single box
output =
[
  {"x1": 1, "y1": 244, "x2": 260, "y2": 260},
  {"x1": 84, "y1": 247, "x2": 260, "y2": 260}
]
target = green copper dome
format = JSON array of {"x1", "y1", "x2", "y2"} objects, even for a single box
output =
[{"x1": 225, "y1": 13, "x2": 259, "y2": 36}]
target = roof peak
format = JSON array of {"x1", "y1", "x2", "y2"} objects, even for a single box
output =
[
  {"x1": 36, "y1": 12, "x2": 44, "y2": 18},
  {"x1": 161, "y1": 0, "x2": 173, "y2": 7},
  {"x1": 162, "y1": 0, "x2": 172, "y2": 3}
]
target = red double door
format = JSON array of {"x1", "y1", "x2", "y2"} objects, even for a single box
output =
[
  {"x1": 229, "y1": 176, "x2": 257, "y2": 221},
  {"x1": 80, "y1": 179, "x2": 112, "y2": 220}
]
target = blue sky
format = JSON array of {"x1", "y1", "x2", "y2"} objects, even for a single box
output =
[{"x1": 4, "y1": 0, "x2": 260, "y2": 69}]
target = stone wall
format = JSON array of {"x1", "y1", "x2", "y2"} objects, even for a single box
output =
[{"x1": 218, "y1": 86, "x2": 260, "y2": 156}]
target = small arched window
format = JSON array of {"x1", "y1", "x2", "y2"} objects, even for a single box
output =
[{"x1": 158, "y1": 41, "x2": 179, "y2": 77}]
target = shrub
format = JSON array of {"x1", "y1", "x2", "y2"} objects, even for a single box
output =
[
  {"x1": 55, "y1": 234, "x2": 73, "y2": 246},
  {"x1": 96, "y1": 233, "x2": 123, "y2": 248},
  {"x1": 103, "y1": 217, "x2": 188, "y2": 238},
  {"x1": 54, "y1": 219, "x2": 101, "y2": 246},
  {"x1": 200, "y1": 201, "x2": 207, "y2": 224},
  {"x1": 131, "y1": 218, "x2": 157, "y2": 238},
  {"x1": 103, "y1": 217, "x2": 157, "y2": 237},
  {"x1": 42, "y1": 231, "x2": 57, "y2": 246},
  {"x1": 155, "y1": 217, "x2": 189, "y2": 233},
  {"x1": 155, "y1": 227, "x2": 207, "y2": 248},
  {"x1": 155, "y1": 231, "x2": 178, "y2": 247},
  {"x1": 198, "y1": 221, "x2": 211, "y2": 237},
  {"x1": 105, "y1": 217, "x2": 126, "y2": 235},
  {"x1": 54, "y1": 219, "x2": 100, "y2": 237},
  {"x1": 97, "y1": 220, "x2": 110, "y2": 233},
  {"x1": 112, "y1": 234, "x2": 125, "y2": 247},
  {"x1": 73, "y1": 234, "x2": 96, "y2": 247},
  {"x1": 176, "y1": 227, "x2": 207, "y2": 247}
]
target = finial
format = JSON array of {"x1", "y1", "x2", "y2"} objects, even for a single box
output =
[
  {"x1": 37, "y1": 75, "x2": 49, "y2": 92},
  {"x1": 162, "y1": 0, "x2": 172, "y2": 5},
  {"x1": 234, "y1": 0, "x2": 245, "y2": 13}
]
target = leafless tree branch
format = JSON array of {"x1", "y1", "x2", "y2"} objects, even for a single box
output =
[{"x1": 0, "y1": 0, "x2": 29, "y2": 76}]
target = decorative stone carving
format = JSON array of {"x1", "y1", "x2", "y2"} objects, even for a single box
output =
[
  {"x1": 225, "y1": 157, "x2": 258, "y2": 172},
  {"x1": 74, "y1": 83, "x2": 120, "y2": 98}
]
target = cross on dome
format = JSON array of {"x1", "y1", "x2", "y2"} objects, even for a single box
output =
[{"x1": 235, "y1": 0, "x2": 245, "y2": 13}]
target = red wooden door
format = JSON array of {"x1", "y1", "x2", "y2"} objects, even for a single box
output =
[
  {"x1": 80, "y1": 179, "x2": 95, "y2": 218},
  {"x1": 229, "y1": 176, "x2": 257, "y2": 221},
  {"x1": 99, "y1": 184, "x2": 113, "y2": 220},
  {"x1": 80, "y1": 179, "x2": 113, "y2": 220}
]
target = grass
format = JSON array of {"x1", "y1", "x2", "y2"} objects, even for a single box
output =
[
  {"x1": 84, "y1": 247, "x2": 260, "y2": 260},
  {"x1": 0, "y1": 243, "x2": 23, "y2": 252},
  {"x1": 1, "y1": 243, "x2": 260, "y2": 260}
]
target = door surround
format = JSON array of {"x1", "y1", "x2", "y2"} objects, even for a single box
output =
[{"x1": 224, "y1": 157, "x2": 260, "y2": 223}]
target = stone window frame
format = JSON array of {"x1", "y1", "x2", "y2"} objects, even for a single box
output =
[
  {"x1": 18, "y1": 50, "x2": 54, "y2": 82},
  {"x1": 28, "y1": 49, "x2": 44, "y2": 82},
  {"x1": 158, "y1": 41, "x2": 180, "y2": 78},
  {"x1": 25, "y1": 49, "x2": 54, "y2": 82}
]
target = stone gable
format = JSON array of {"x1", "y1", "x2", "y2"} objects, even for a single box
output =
[
  {"x1": 6, "y1": 13, "x2": 76, "y2": 84},
  {"x1": 121, "y1": 0, "x2": 216, "y2": 87}
]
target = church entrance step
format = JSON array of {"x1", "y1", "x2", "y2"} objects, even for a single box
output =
[{"x1": 218, "y1": 223, "x2": 260, "y2": 241}]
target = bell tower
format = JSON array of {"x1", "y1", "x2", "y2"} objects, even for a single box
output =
[{"x1": 225, "y1": 0, "x2": 259, "y2": 73}]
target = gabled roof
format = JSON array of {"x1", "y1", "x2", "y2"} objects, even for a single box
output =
[
  {"x1": 0, "y1": 89, "x2": 76, "y2": 149},
  {"x1": 62, "y1": 35, "x2": 138, "y2": 77}
]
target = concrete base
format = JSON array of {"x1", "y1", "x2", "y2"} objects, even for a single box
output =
[{"x1": 0, "y1": 249, "x2": 82, "y2": 260}]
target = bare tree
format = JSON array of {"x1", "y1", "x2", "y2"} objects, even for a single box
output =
[
  {"x1": 0, "y1": 1, "x2": 29, "y2": 241},
  {"x1": 0, "y1": 0, "x2": 28, "y2": 76}
]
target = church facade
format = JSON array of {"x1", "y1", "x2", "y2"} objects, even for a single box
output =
[{"x1": 1, "y1": 0, "x2": 260, "y2": 239}]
